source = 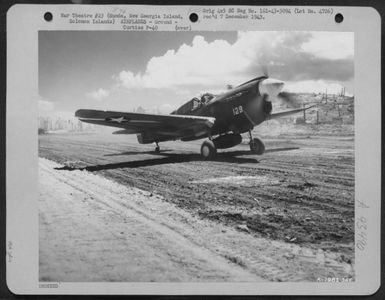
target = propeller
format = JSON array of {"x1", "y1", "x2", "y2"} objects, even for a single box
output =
[
  {"x1": 259, "y1": 78, "x2": 285, "y2": 97},
  {"x1": 257, "y1": 71, "x2": 302, "y2": 108},
  {"x1": 254, "y1": 64, "x2": 303, "y2": 108},
  {"x1": 276, "y1": 91, "x2": 303, "y2": 108}
]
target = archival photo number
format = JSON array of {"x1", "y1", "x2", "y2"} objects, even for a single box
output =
[{"x1": 6, "y1": 4, "x2": 381, "y2": 295}]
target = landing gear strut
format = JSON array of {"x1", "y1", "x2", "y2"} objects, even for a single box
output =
[
  {"x1": 154, "y1": 142, "x2": 160, "y2": 153},
  {"x1": 248, "y1": 130, "x2": 265, "y2": 155}
]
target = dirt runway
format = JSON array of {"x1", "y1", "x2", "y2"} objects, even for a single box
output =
[{"x1": 39, "y1": 129, "x2": 354, "y2": 281}]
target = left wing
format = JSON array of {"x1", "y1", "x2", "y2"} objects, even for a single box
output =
[
  {"x1": 268, "y1": 105, "x2": 316, "y2": 120},
  {"x1": 75, "y1": 109, "x2": 215, "y2": 137}
]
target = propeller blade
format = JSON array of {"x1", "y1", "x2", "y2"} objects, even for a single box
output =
[{"x1": 277, "y1": 91, "x2": 303, "y2": 108}]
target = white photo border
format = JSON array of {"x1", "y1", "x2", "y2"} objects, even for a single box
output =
[{"x1": 6, "y1": 4, "x2": 381, "y2": 295}]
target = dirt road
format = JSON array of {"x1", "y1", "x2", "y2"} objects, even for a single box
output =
[
  {"x1": 39, "y1": 130, "x2": 355, "y2": 281},
  {"x1": 39, "y1": 158, "x2": 264, "y2": 281}
]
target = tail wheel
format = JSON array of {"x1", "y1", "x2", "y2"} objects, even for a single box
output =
[
  {"x1": 250, "y1": 138, "x2": 265, "y2": 155},
  {"x1": 200, "y1": 140, "x2": 217, "y2": 159}
]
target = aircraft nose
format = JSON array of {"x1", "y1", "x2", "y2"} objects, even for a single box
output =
[{"x1": 259, "y1": 78, "x2": 285, "y2": 98}]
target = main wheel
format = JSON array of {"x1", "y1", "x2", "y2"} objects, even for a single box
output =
[
  {"x1": 249, "y1": 138, "x2": 265, "y2": 155},
  {"x1": 200, "y1": 140, "x2": 217, "y2": 159},
  {"x1": 155, "y1": 145, "x2": 160, "y2": 153}
]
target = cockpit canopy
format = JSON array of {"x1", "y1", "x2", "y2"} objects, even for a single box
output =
[
  {"x1": 173, "y1": 93, "x2": 215, "y2": 115},
  {"x1": 200, "y1": 93, "x2": 215, "y2": 103},
  {"x1": 192, "y1": 93, "x2": 215, "y2": 109}
]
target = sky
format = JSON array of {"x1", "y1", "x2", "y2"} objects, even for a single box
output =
[{"x1": 39, "y1": 31, "x2": 353, "y2": 117}]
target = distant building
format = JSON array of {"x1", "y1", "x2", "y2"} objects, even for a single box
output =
[
  {"x1": 136, "y1": 106, "x2": 146, "y2": 113},
  {"x1": 38, "y1": 116, "x2": 97, "y2": 132}
]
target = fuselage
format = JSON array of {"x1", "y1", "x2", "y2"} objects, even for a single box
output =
[
  {"x1": 172, "y1": 76, "x2": 277, "y2": 139},
  {"x1": 75, "y1": 75, "x2": 287, "y2": 152}
]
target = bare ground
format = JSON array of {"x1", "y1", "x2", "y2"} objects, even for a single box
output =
[
  {"x1": 39, "y1": 129, "x2": 354, "y2": 282},
  {"x1": 39, "y1": 158, "x2": 263, "y2": 282}
]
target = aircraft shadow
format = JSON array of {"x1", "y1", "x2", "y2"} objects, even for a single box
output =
[
  {"x1": 55, "y1": 152, "x2": 260, "y2": 172},
  {"x1": 104, "y1": 149, "x2": 171, "y2": 156},
  {"x1": 54, "y1": 147, "x2": 299, "y2": 172},
  {"x1": 104, "y1": 146, "x2": 299, "y2": 157}
]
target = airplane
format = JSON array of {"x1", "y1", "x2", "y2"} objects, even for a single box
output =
[{"x1": 75, "y1": 76, "x2": 314, "y2": 159}]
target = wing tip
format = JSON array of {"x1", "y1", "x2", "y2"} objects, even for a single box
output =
[
  {"x1": 74, "y1": 109, "x2": 84, "y2": 118},
  {"x1": 75, "y1": 109, "x2": 100, "y2": 118}
]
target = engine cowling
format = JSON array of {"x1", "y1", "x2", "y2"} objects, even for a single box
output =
[{"x1": 213, "y1": 133, "x2": 242, "y2": 149}]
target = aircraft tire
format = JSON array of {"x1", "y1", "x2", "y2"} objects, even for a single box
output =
[
  {"x1": 201, "y1": 140, "x2": 217, "y2": 159},
  {"x1": 250, "y1": 138, "x2": 265, "y2": 155},
  {"x1": 155, "y1": 146, "x2": 160, "y2": 153}
]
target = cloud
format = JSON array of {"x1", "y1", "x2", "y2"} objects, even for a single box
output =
[
  {"x1": 38, "y1": 98, "x2": 78, "y2": 119},
  {"x1": 115, "y1": 35, "x2": 247, "y2": 89},
  {"x1": 301, "y1": 32, "x2": 354, "y2": 59},
  {"x1": 114, "y1": 31, "x2": 353, "y2": 93},
  {"x1": 254, "y1": 53, "x2": 353, "y2": 82},
  {"x1": 285, "y1": 80, "x2": 352, "y2": 96},
  {"x1": 247, "y1": 32, "x2": 354, "y2": 82},
  {"x1": 86, "y1": 88, "x2": 110, "y2": 100},
  {"x1": 114, "y1": 32, "x2": 282, "y2": 89},
  {"x1": 39, "y1": 99, "x2": 54, "y2": 112}
]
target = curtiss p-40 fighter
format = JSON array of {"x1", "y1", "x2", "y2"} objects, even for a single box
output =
[{"x1": 76, "y1": 76, "x2": 313, "y2": 159}]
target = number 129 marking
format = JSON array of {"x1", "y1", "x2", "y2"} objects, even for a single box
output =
[{"x1": 233, "y1": 105, "x2": 243, "y2": 116}]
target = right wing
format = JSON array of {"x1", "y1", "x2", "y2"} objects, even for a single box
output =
[
  {"x1": 75, "y1": 109, "x2": 215, "y2": 138},
  {"x1": 269, "y1": 105, "x2": 316, "y2": 120}
]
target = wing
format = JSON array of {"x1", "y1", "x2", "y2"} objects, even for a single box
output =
[
  {"x1": 75, "y1": 109, "x2": 215, "y2": 138},
  {"x1": 268, "y1": 105, "x2": 316, "y2": 120}
]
